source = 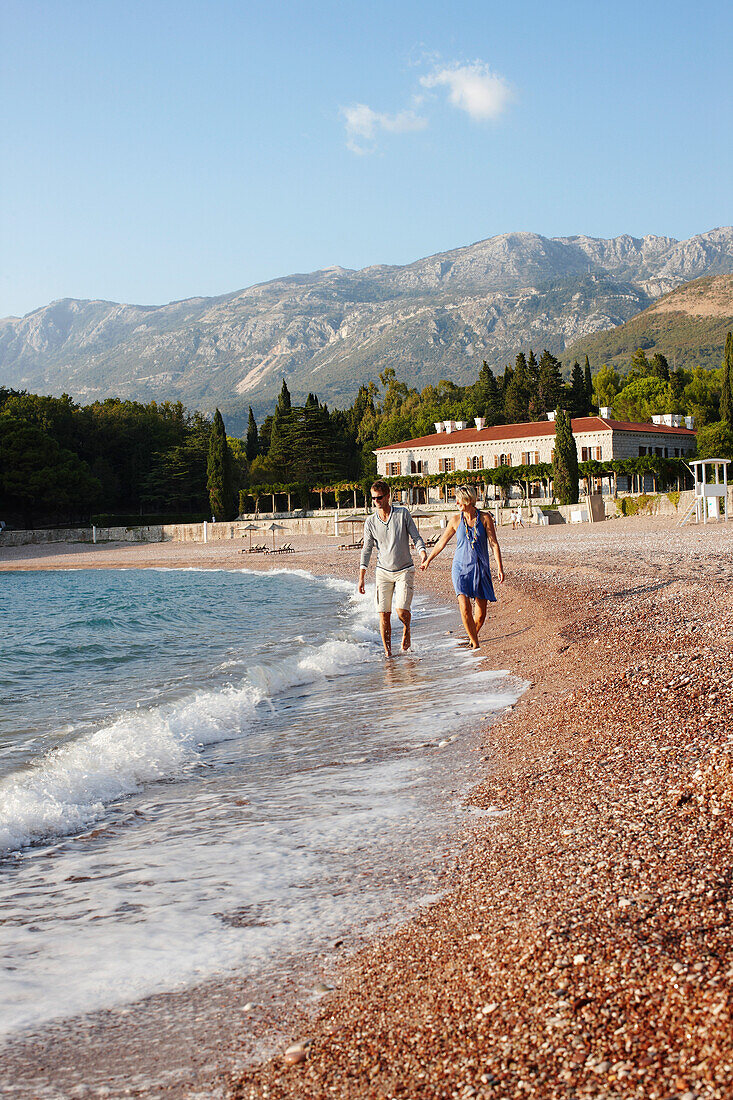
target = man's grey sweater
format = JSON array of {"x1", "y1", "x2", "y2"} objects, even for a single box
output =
[{"x1": 360, "y1": 506, "x2": 427, "y2": 573}]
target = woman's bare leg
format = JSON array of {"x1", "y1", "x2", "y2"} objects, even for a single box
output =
[
  {"x1": 396, "y1": 608, "x2": 411, "y2": 651},
  {"x1": 473, "y1": 598, "x2": 488, "y2": 637},
  {"x1": 458, "y1": 595, "x2": 480, "y2": 649}
]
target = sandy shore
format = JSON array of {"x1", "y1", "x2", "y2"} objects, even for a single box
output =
[{"x1": 3, "y1": 517, "x2": 733, "y2": 1098}]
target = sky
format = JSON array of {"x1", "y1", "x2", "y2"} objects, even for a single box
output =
[{"x1": 1, "y1": 0, "x2": 732, "y2": 318}]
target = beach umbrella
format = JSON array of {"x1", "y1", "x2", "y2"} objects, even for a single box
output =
[
  {"x1": 242, "y1": 522, "x2": 260, "y2": 549},
  {"x1": 264, "y1": 521, "x2": 287, "y2": 551},
  {"x1": 408, "y1": 507, "x2": 435, "y2": 533},
  {"x1": 345, "y1": 512, "x2": 369, "y2": 542}
]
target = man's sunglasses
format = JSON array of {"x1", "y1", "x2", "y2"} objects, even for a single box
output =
[{"x1": 371, "y1": 494, "x2": 385, "y2": 501}]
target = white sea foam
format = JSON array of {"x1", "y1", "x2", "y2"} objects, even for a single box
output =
[
  {"x1": 0, "y1": 567, "x2": 528, "y2": 1045},
  {"x1": 0, "y1": 620, "x2": 374, "y2": 856}
]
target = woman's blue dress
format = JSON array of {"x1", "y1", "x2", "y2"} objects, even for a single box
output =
[{"x1": 451, "y1": 511, "x2": 496, "y2": 601}]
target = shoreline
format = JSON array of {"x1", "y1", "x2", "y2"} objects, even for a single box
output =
[
  {"x1": 1, "y1": 542, "x2": 528, "y2": 1099},
  {"x1": 2, "y1": 519, "x2": 732, "y2": 1097},
  {"x1": 229, "y1": 520, "x2": 733, "y2": 1099}
]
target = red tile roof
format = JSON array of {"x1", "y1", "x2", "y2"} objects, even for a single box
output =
[{"x1": 375, "y1": 416, "x2": 695, "y2": 452}]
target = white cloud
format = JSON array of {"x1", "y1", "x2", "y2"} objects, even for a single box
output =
[
  {"x1": 420, "y1": 61, "x2": 512, "y2": 121},
  {"x1": 341, "y1": 103, "x2": 426, "y2": 154}
]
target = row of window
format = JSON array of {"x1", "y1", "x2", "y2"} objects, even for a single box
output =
[
  {"x1": 389, "y1": 443, "x2": 697, "y2": 476},
  {"x1": 386, "y1": 445, "x2": 698, "y2": 476},
  {"x1": 392, "y1": 451, "x2": 543, "y2": 476},
  {"x1": 638, "y1": 445, "x2": 689, "y2": 458}
]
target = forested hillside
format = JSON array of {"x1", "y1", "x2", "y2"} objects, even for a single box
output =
[{"x1": 3, "y1": 332, "x2": 731, "y2": 528}]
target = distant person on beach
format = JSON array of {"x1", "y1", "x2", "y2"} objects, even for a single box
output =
[
  {"x1": 358, "y1": 481, "x2": 427, "y2": 657},
  {"x1": 421, "y1": 485, "x2": 504, "y2": 651},
  {"x1": 512, "y1": 506, "x2": 524, "y2": 530}
]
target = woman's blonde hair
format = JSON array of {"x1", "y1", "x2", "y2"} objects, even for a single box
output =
[{"x1": 454, "y1": 484, "x2": 477, "y2": 506}]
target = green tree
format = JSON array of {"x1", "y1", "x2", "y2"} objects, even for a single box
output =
[
  {"x1": 593, "y1": 365, "x2": 621, "y2": 410},
  {"x1": 527, "y1": 349, "x2": 539, "y2": 388},
  {"x1": 277, "y1": 379, "x2": 292, "y2": 414},
  {"x1": 650, "y1": 353, "x2": 670, "y2": 381},
  {"x1": 473, "y1": 362, "x2": 502, "y2": 425},
  {"x1": 670, "y1": 368, "x2": 688, "y2": 408},
  {"x1": 258, "y1": 414, "x2": 273, "y2": 455},
  {"x1": 721, "y1": 332, "x2": 733, "y2": 426},
  {"x1": 552, "y1": 408, "x2": 579, "y2": 505},
  {"x1": 504, "y1": 354, "x2": 530, "y2": 422},
  {"x1": 628, "y1": 347, "x2": 652, "y2": 381},
  {"x1": 537, "y1": 350, "x2": 563, "y2": 415},
  {"x1": 569, "y1": 361, "x2": 588, "y2": 416},
  {"x1": 584, "y1": 356, "x2": 593, "y2": 410},
  {"x1": 682, "y1": 366, "x2": 722, "y2": 426},
  {"x1": 612, "y1": 376, "x2": 670, "y2": 422},
  {"x1": 246, "y1": 407, "x2": 259, "y2": 461},
  {"x1": 0, "y1": 418, "x2": 101, "y2": 525},
  {"x1": 695, "y1": 420, "x2": 733, "y2": 460},
  {"x1": 207, "y1": 409, "x2": 235, "y2": 520}
]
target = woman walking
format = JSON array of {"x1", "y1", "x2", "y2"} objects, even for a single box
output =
[{"x1": 421, "y1": 485, "x2": 504, "y2": 650}]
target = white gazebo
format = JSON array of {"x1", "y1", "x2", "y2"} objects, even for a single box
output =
[{"x1": 682, "y1": 459, "x2": 730, "y2": 524}]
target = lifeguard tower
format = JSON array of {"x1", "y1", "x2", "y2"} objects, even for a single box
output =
[{"x1": 678, "y1": 459, "x2": 730, "y2": 525}]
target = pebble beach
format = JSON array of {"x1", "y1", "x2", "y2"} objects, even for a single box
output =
[{"x1": 2, "y1": 515, "x2": 732, "y2": 1099}]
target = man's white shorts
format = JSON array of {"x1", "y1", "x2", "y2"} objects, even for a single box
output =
[{"x1": 375, "y1": 566, "x2": 414, "y2": 613}]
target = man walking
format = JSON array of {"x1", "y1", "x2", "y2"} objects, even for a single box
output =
[{"x1": 358, "y1": 481, "x2": 427, "y2": 657}]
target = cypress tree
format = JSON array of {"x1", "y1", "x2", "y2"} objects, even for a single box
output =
[
  {"x1": 584, "y1": 356, "x2": 593, "y2": 409},
  {"x1": 277, "y1": 379, "x2": 292, "y2": 414},
  {"x1": 246, "y1": 407, "x2": 258, "y2": 461},
  {"x1": 552, "y1": 408, "x2": 579, "y2": 505},
  {"x1": 721, "y1": 332, "x2": 733, "y2": 426},
  {"x1": 207, "y1": 409, "x2": 235, "y2": 520},
  {"x1": 570, "y1": 361, "x2": 587, "y2": 415},
  {"x1": 527, "y1": 349, "x2": 539, "y2": 388}
]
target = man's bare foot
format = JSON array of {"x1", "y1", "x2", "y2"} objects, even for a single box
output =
[{"x1": 401, "y1": 622, "x2": 411, "y2": 652}]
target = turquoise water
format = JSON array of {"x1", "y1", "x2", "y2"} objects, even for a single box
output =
[{"x1": 0, "y1": 567, "x2": 520, "y2": 1041}]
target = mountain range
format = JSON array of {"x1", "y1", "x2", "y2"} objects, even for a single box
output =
[{"x1": 2, "y1": 227, "x2": 732, "y2": 427}]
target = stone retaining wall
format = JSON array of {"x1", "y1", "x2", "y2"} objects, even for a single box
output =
[{"x1": 3, "y1": 488, "x2": 732, "y2": 546}]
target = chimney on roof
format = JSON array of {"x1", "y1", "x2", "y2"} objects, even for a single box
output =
[
  {"x1": 454, "y1": 421, "x2": 466, "y2": 430},
  {"x1": 547, "y1": 410, "x2": 556, "y2": 422},
  {"x1": 443, "y1": 420, "x2": 453, "y2": 433},
  {"x1": 474, "y1": 416, "x2": 486, "y2": 430},
  {"x1": 651, "y1": 415, "x2": 664, "y2": 425},
  {"x1": 434, "y1": 421, "x2": 444, "y2": 433},
  {"x1": 685, "y1": 416, "x2": 695, "y2": 430},
  {"x1": 599, "y1": 406, "x2": 611, "y2": 419}
]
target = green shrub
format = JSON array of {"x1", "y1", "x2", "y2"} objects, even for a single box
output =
[{"x1": 619, "y1": 494, "x2": 657, "y2": 516}]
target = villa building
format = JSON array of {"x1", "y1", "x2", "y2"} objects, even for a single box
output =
[{"x1": 375, "y1": 409, "x2": 696, "y2": 502}]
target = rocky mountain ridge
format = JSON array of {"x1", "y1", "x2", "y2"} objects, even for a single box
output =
[{"x1": 2, "y1": 227, "x2": 732, "y2": 420}]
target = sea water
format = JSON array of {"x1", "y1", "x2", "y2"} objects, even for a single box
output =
[{"x1": 0, "y1": 567, "x2": 520, "y2": 1049}]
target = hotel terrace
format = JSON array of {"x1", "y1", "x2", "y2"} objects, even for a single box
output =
[{"x1": 375, "y1": 409, "x2": 697, "y2": 503}]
